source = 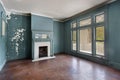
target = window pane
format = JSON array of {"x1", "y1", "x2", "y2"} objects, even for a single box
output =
[
  {"x1": 71, "y1": 22, "x2": 77, "y2": 28},
  {"x1": 80, "y1": 18, "x2": 91, "y2": 26},
  {"x1": 80, "y1": 28, "x2": 92, "y2": 53},
  {"x1": 96, "y1": 27, "x2": 104, "y2": 41},
  {"x1": 72, "y1": 41, "x2": 76, "y2": 50},
  {"x1": 72, "y1": 31, "x2": 76, "y2": 50},
  {"x1": 72, "y1": 31, "x2": 76, "y2": 41},
  {"x1": 96, "y1": 14, "x2": 104, "y2": 23},
  {"x1": 96, "y1": 42, "x2": 104, "y2": 56}
]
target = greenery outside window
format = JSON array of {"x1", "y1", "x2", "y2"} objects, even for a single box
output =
[
  {"x1": 72, "y1": 30, "x2": 76, "y2": 50},
  {"x1": 95, "y1": 26, "x2": 105, "y2": 56}
]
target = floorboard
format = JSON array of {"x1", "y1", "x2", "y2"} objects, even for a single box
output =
[{"x1": 0, "y1": 54, "x2": 120, "y2": 80}]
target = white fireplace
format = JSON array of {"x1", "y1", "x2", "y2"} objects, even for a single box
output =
[{"x1": 32, "y1": 41, "x2": 55, "y2": 62}]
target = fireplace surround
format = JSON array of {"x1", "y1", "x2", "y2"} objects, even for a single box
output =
[{"x1": 32, "y1": 31, "x2": 55, "y2": 62}]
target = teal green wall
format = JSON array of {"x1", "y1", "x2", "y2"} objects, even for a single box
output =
[
  {"x1": 31, "y1": 15, "x2": 54, "y2": 58},
  {"x1": 31, "y1": 15, "x2": 53, "y2": 31},
  {"x1": 6, "y1": 14, "x2": 65, "y2": 61},
  {"x1": 108, "y1": 1, "x2": 120, "y2": 69},
  {"x1": 64, "y1": 0, "x2": 120, "y2": 70},
  {"x1": 31, "y1": 15, "x2": 65, "y2": 55},
  {"x1": 64, "y1": 22, "x2": 71, "y2": 53},
  {"x1": 53, "y1": 21, "x2": 65, "y2": 54},
  {"x1": 0, "y1": 3, "x2": 7, "y2": 71},
  {"x1": 7, "y1": 14, "x2": 31, "y2": 60}
]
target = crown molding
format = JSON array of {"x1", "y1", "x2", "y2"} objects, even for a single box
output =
[
  {"x1": 31, "y1": 12, "x2": 53, "y2": 18},
  {"x1": 62, "y1": 0, "x2": 117, "y2": 22}
]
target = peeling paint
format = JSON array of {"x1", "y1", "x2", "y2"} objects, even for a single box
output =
[{"x1": 11, "y1": 28, "x2": 26, "y2": 55}]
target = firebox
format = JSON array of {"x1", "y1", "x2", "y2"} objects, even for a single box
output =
[{"x1": 39, "y1": 46, "x2": 48, "y2": 57}]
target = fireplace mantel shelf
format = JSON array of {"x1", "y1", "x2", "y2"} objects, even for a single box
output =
[{"x1": 32, "y1": 56, "x2": 55, "y2": 62}]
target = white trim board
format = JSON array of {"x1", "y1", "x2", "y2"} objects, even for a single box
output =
[{"x1": 0, "y1": 60, "x2": 6, "y2": 71}]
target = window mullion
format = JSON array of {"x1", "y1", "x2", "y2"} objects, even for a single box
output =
[{"x1": 92, "y1": 17, "x2": 96, "y2": 56}]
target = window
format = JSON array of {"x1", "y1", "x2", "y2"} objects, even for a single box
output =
[
  {"x1": 71, "y1": 22, "x2": 77, "y2": 28},
  {"x1": 95, "y1": 13, "x2": 104, "y2": 23},
  {"x1": 94, "y1": 12, "x2": 105, "y2": 57},
  {"x1": 72, "y1": 31, "x2": 76, "y2": 50},
  {"x1": 80, "y1": 18, "x2": 91, "y2": 26},
  {"x1": 70, "y1": 11, "x2": 105, "y2": 58},
  {"x1": 96, "y1": 27, "x2": 104, "y2": 41},
  {"x1": 2, "y1": 19, "x2": 6, "y2": 36},
  {"x1": 79, "y1": 17, "x2": 92, "y2": 54},
  {"x1": 95, "y1": 26, "x2": 104, "y2": 56},
  {"x1": 80, "y1": 28, "x2": 92, "y2": 53},
  {"x1": 71, "y1": 21, "x2": 77, "y2": 51}
]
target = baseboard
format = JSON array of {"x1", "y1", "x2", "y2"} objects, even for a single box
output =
[
  {"x1": 54, "y1": 52, "x2": 66, "y2": 55},
  {"x1": 0, "y1": 60, "x2": 6, "y2": 71},
  {"x1": 109, "y1": 61, "x2": 120, "y2": 70}
]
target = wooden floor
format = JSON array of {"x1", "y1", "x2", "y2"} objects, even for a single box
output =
[{"x1": 0, "y1": 54, "x2": 120, "y2": 80}]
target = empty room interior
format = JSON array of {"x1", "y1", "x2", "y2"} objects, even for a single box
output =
[{"x1": 0, "y1": 0, "x2": 120, "y2": 80}]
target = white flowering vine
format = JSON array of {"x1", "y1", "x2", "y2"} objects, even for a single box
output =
[{"x1": 11, "y1": 28, "x2": 26, "y2": 55}]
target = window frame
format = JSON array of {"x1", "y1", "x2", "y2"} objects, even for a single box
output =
[
  {"x1": 95, "y1": 25, "x2": 105, "y2": 57},
  {"x1": 78, "y1": 16, "x2": 93, "y2": 55},
  {"x1": 70, "y1": 10, "x2": 107, "y2": 59},
  {"x1": 71, "y1": 21, "x2": 77, "y2": 51},
  {"x1": 95, "y1": 12, "x2": 105, "y2": 24},
  {"x1": 94, "y1": 12, "x2": 105, "y2": 58},
  {"x1": 71, "y1": 21, "x2": 77, "y2": 29},
  {"x1": 79, "y1": 17, "x2": 92, "y2": 27}
]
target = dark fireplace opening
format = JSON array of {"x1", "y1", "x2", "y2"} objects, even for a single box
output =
[{"x1": 39, "y1": 46, "x2": 48, "y2": 58}]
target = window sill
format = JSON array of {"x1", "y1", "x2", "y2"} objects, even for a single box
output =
[
  {"x1": 77, "y1": 51, "x2": 106, "y2": 60},
  {"x1": 78, "y1": 51, "x2": 93, "y2": 56},
  {"x1": 71, "y1": 50, "x2": 77, "y2": 53},
  {"x1": 95, "y1": 55, "x2": 105, "y2": 59}
]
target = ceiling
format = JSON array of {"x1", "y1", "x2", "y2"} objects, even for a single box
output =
[{"x1": 1, "y1": 0, "x2": 109, "y2": 20}]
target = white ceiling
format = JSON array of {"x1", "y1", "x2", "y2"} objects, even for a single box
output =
[{"x1": 1, "y1": 0, "x2": 109, "y2": 20}]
